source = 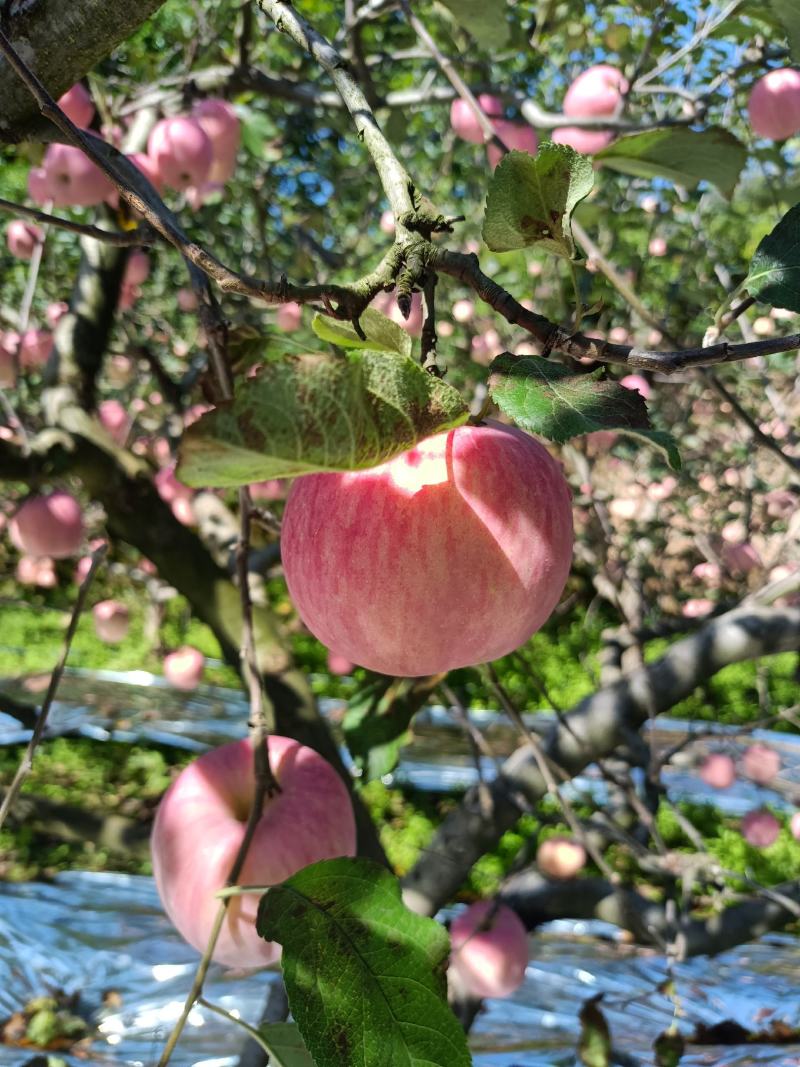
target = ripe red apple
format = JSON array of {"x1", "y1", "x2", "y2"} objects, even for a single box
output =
[
  {"x1": 742, "y1": 743, "x2": 781, "y2": 785},
  {"x1": 192, "y1": 98, "x2": 241, "y2": 183},
  {"x1": 151, "y1": 734, "x2": 357, "y2": 966},
  {"x1": 16, "y1": 554, "x2": 57, "y2": 588},
  {"x1": 563, "y1": 65, "x2": 628, "y2": 117},
  {"x1": 10, "y1": 491, "x2": 84, "y2": 559},
  {"x1": 551, "y1": 126, "x2": 614, "y2": 155},
  {"x1": 536, "y1": 837, "x2": 587, "y2": 880},
  {"x1": 123, "y1": 250, "x2": 150, "y2": 287},
  {"x1": 18, "y1": 328, "x2": 53, "y2": 368},
  {"x1": 93, "y1": 600, "x2": 130, "y2": 643},
  {"x1": 147, "y1": 116, "x2": 213, "y2": 192},
  {"x1": 748, "y1": 69, "x2": 800, "y2": 140},
  {"x1": 699, "y1": 753, "x2": 736, "y2": 790},
  {"x1": 58, "y1": 83, "x2": 94, "y2": 128},
  {"x1": 449, "y1": 901, "x2": 528, "y2": 999},
  {"x1": 370, "y1": 290, "x2": 424, "y2": 337},
  {"x1": 41, "y1": 143, "x2": 113, "y2": 207},
  {"x1": 6, "y1": 219, "x2": 43, "y2": 260},
  {"x1": 128, "y1": 151, "x2": 165, "y2": 194},
  {"x1": 741, "y1": 809, "x2": 780, "y2": 848},
  {"x1": 450, "y1": 94, "x2": 504, "y2": 144},
  {"x1": 281, "y1": 422, "x2": 573, "y2": 677},
  {"x1": 487, "y1": 120, "x2": 538, "y2": 168},
  {"x1": 619, "y1": 373, "x2": 651, "y2": 399},
  {"x1": 163, "y1": 646, "x2": 205, "y2": 690},
  {"x1": 276, "y1": 302, "x2": 302, "y2": 332},
  {"x1": 98, "y1": 399, "x2": 130, "y2": 445}
]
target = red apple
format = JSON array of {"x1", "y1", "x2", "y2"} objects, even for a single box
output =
[
  {"x1": 648, "y1": 236, "x2": 667, "y2": 257},
  {"x1": 741, "y1": 809, "x2": 780, "y2": 848},
  {"x1": 370, "y1": 290, "x2": 424, "y2": 337},
  {"x1": 128, "y1": 151, "x2": 165, "y2": 194},
  {"x1": 41, "y1": 143, "x2": 113, "y2": 207},
  {"x1": 551, "y1": 126, "x2": 614, "y2": 155},
  {"x1": 742, "y1": 743, "x2": 781, "y2": 785},
  {"x1": 536, "y1": 837, "x2": 587, "y2": 879},
  {"x1": 151, "y1": 734, "x2": 357, "y2": 966},
  {"x1": 124, "y1": 250, "x2": 151, "y2": 287},
  {"x1": 699, "y1": 753, "x2": 736, "y2": 790},
  {"x1": 281, "y1": 422, "x2": 573, "y2": 677},
  {"x1": 98, "y1": 399, "x2": 130, "y2": 445},
  {"x1": 450, "y1": 94, "x2": 504, "y2": 144},
  {"x1": 163, "y1": 646, "x2": 205, "y2": 690},
  {"x1": 18, "y1": 328, "x2": 53, "y2": 369},
  {"x1": 563, "y1": 65, "x2": 628, "y2": 117},
  {"x1": 619, "y1": 374, "x2": 651, "y2": 399},
  {"x1": 681, "y1": 598, "x2": 714, "y2": 618},
  {"x1": 487, "y1": 120, "x2": 538, "y2": 168},
  {"x1": 6, "y1": 219, "x2": 43, "y2": 260},
  {"x1": 16, "y1": 554, "x2": 57, "y2": 588},
  {"x1": 57, "y1": 83, "x2": 94, "y2": 128},
  {"x1": 147, "y1": 116, "x2": 213, "y2": 192},
  {"x1": 93, "y1": 600, "x2": 130, "y2": 643},
  {"x1": 449, "y1": 901, "x2": 528, "y2": 999},
  {"x1": 46, "y1": 301, "x2": 69, "y2": 327},
  {"x1": 192, "y1": 98, "x2": 240, "y2": 183},
  {"x1": 10, "y1": 491, "x2": 84, "y2": 559},
  {"x1": 177, "y1": 287, "x2": 198, "y2": 312},
  {"x1": 748, "y1": 69, "x2": 800, "y2": 140},
  {"x1": 276, "y1": 302, "x2": 302, "y2": 332}
]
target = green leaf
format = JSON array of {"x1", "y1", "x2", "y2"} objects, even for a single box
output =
[
  {"x1": 596, "y1": 127, "x2": 747, "y2": 198},
  {"x1": 435, "y1": 0, "x2": 510, "y2": 49},
  {"x1": 257, "y1": 1023, "x2": 316, "y2": 1067},
  {"x1": 488, "y1": 352, "x2": 681, "y2": 470},
  {"x1": 312, "y1": 307, "x2": 412, "y2": 358},
  {"x1": 482, "y1": 145, "x2": 594, "y2": 258},
  {"x1": 579, "y1": 994, "x2": 612, "y2": 1067},
  {"x1": 343, "y1": 676, "x2": 439, "y2": 781},
  {"x1": 654, "y1": 1027, "x2": 685, "y2": 1067},
  {"x1": 744, "y1": 202, "x2": 800, "y2": 310},
  {"x1": 257, "y1": 857, "x2": 471, "y2": 1067},
  {"x1": 770, "y1": 0, "x2": 800, "y2": 59},
  {"x1": 177, "y1": 350, "x2": 469, "y2": 487}
]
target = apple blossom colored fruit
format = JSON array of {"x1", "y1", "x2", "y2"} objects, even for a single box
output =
[
  {"x1": 16, "y1": 554, "x2": 57, "y2": 588},
  {"x1": 563, "y1": 65, "x2": 628, "y2": 118},
  {"x1": 790, "y1": 812, "x2": 800, "y2": 841},
  {"x1": 18, "y1": 329, "x2": 53, "y2": 368},
  {"x1": 619, "y1": 373, "x2": 651, "y2": 400},
  {"x1": 276, "y1": 302, "x2": 302, "y2": 332},
  {"x1": 536, "y1": 837, "x2": 587, "y2": 880},
  {"x1": 27, "y1": 166, "x2": 53, "y2": 205},
  {"x1": 371, "y1": 290, "x2": 424, "y2": 337},
  {"x1": 128, "y1": 151, "x2": 165, "y2": 194},
  {"x1": 147, "y1": 116, "x2": 213, "y2": 192},
  {"x1": 97, "y1": 400, "x2": 130, "y2": 445},
  {"x1": 551, "y1": 126, "x2": 614, "y2": 155},
  {"x1": 748, "y1": 69, "x2": 800, "y2": 140},
  {"x1": 449, "y1": 901, "x2": 528, "y2": 999},
  {"x1": 93, "y1": 600, "x2": 130, "y2": 643},
  {"x1": 681, "y1": 598, "x2": 714, "y2": 619},
  {"x1": 648, "y1": 236, "x2": 667, "y2": 257},
  {"x1": 46, "y1": 301, "x2": 69, "y2": 327},
  {"x1": 450, "y1": 94, "x2": 504, "y2": 144},
  {"x1": 151, "y1": 734, "x2": 357, "y2": 966},
  {"x1": 741, "y1": 809, "x2": 780, "y2": 848},
  {"x1": 699, "y1": 753, "x2": 736, "y2": 790},
  {"x1": 57, "y1": 83, "x2": 94, "y2": 128},
  {"x1": 10, "y1": 491, "x2": 84, "y2": 559},
  {"x1": 281, "y1": 422, "x2": 573, "y2": 677},
  {"x1": 452, "y1": 299, "x2": 475, "y2": 323},
  {"x1": 487, "y1": 120, "x2": 538, "y2": 168},
  {"x1": 163, "y1": 646, "x2": 205, "y2": 690},
  {"x1": 6, "y1": 219, "x2": 43, "y2": 260},
  {"x1": 742, "y1": 743, "x2": 781, "y2": 785},
  {"x1": 41, "y1": 143, "x2": 113, "y2": 207},
  {"x1": 192, "y1": 98, "x2": 241, "y2": 183},
  {"x1": 177, "y1": 287, "x2": 198, "y2": 312},
  {"x1": 692, "y1": 561, "x2": 722, "y2": 586}
]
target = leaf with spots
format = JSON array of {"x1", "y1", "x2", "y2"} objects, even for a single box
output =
[
  {"x1": 482, "y1": 145, "x2": 594, "y2": 258},
  {"x1": 744, "y1": 202, "x2": 800, "y2": 311},
  {"x1": 312, "y1": 307, "x2": 412, "y2": 358},
  {"x1": 488, "y1": 352, "x2": 681, "y2": 470},
  {"x1": 257, "y1": 857, "x2": 472, "y2": 1067},
  {"x1": 176, "y1": 350, "x2": 468, "y2": 487}
]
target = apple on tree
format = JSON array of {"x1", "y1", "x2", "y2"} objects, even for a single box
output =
[
  {"x1": 93, "y1": 600, "x2": 130, "y2": 643},
  {"x1": 448, "y1": 900, "x2": 529, "y2": 999},
  {"x1": 163, "y1": 646, "x2": 205, "y2": 690},
  {"x1": 281, "y1": 422, "x2": 574, "y2": 677},
  {"x1": 536, "y1": 836, "x2": 587, "y2": 879},
  {"x1": 10, "y1": 491, "x2": 84, "y2": 559},
  {"x1": 150, "y1": 735, "x2": 357, "y2": 966},
  {"x1": 741, "y1": 809, "x2": 780, "y2": 849},
  {"x1": 699, "y1": 753, "x2": 737, "y2": 790}
]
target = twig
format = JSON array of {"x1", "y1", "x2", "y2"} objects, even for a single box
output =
[
  {"x1": 0, "y1": 196, "x2": 152, "y2": 245},
  {"x1": 0, "y1": 540, "x2": 107, "y2": 833},
  {"x1": 635, "y1": 0, "x2": 744, "y2": 87}
]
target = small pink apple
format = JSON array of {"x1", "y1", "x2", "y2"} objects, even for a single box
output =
[
  {"x1": 450, "y1": 94, "x2": 504, "y2": 144},
  {"x1": 46, "y1": 301, "x2": 69, "y2": 327},
  {"x1": 742, "y1": 744, "x2": 780, "y2": 785},
  {"x1": 699, "y1": 753, "x2": 736, "y2": 790},
  {"x1": 16, "y1": 554, "x2": 57, "y2": 588},
  {"x1": 57, "y1": 83, "x2": 94, "y2": 128},
  {"x1": 151, "y1": 734, "x2": 358, "y2": 965},
  {"x1": 648, "y1": 236, "x2": 667, "y2": 257},
  {"x1": 619, "y1": 374, "x2": 651, "y2": 399},
  {"x1": 741, "y1": 809, "x2": 780, "y2": 848},
  {"x1": 682, "y1": 598, "x2": 714, "y2": 618},
  {"x1": 42, "y1": 143, "x2": 113, "y2": 208},
  {"x1": 98, "y1": 399, "x2": 130, "y2": 445},
  {"x1": 147, "y1": 116, "x2": 213, "y2": 192},
  {"x1": 647, "y1": 328, "x2": 663, "y2": 346},
  {"x1": 276, "y1": 302, "x2": 302, "y2": 332},
  {"x1": 608, "y1": 326, "x2": 630, "y2": 345},
  {"x1": 128, "y1": 151, "x2": 165, "y2": 194},
  {"x1": 10, "y1": 491, "x2": 84, "y2": 559},
  {"x1": 721, "y1": 541, "x2": 761, "y2": 575},
  {"x1": 379, "y1": 209, "x2": 395, "y2": 235},
  {"x1": 647, "y1": 476, "x2": 677, "y2": 502},
  {"x1": 551, "y1": 126, "x2": 614, "y2": 155},
  {"x1": 124, "y1": 250, "x2": 150, "y2": 287},
  {"x1": 470, "y1": 328, "x2": 503, "y2": 364},
  {"x1": 452, "y1": 299, "x2": 475, "y2": 324},
  {"x1": 790, "y1": 812, "x2": 800, "y2": 841},
  {"x1": 192, "y1": 98, "x2": 241, "y2": 183},
  {"x1": 6, "y1": 219, "x2": 43, "y2": 260},
  {"x1": 163, "y1": 646, "x2": 205, "y2": 690},
  {"x1": 693, "y1": 561, "x2": 722, "y2": 585},
  {"x1": 155, "y1": 464, "x2": 193, "y2": 505},
  {"x1": 177, "y1": 287, "x2": 198, "y2": 312},
  {"x1": 27, "y1": 166, "x2": 54, "y2": 205},
  {"x1": 93, "y1": 600, "x2": 130, "y2": 643},
  {"x1": 18, "y1": 329, "x2": 53, "y2": 369},
  {"x1": 449, "y1": 901, "x2": 528, "y2": 999},
  {"x1": 487, "y1": 120, "x2": 538, "y2": 168},
  {"x1": 327, "y1": 650, "x2": 355, "y2": 675},
  {"x1": 536, "y1": 837, "x2": 587, "y2": 880},
  {"x1": 563, "y1": 65, "x2": 628, "y2": 118},
  {"x1": 748, "y1": 69, "x2": 800, "y2": 140},
  {"x1": 370, "y1": 290, "x2": 424, "y2": 337}
]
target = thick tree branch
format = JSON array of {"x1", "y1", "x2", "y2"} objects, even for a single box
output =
[{"x1": 402, "y1": 602, "x2": 800, "y2": 916}]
